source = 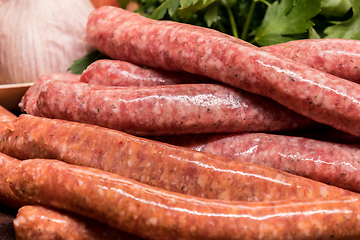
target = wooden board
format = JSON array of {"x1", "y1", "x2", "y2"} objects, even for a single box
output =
[{"x1": 0, "y1": 83, "x2": 33, "y2": 111}]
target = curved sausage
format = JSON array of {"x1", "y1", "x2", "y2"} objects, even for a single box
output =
[
  {"x1": 80, "y1": 59, "x2": 208, "y2": 86},
  {"x1": 37, "y1": 80, "x2": 319, "y2": 136},
  {"x1": 18, "y1": 73, "x2": 80, "y2": 115},
  {"x1": 14, "y1": 205, "x2": 143, "y2": 240},
  {"x1": 86, "y1": 6, "x2": 360, "y2": 136},
  {"x1": 0, "y1": 114, "x2": 355, "y2": 202},
  {"x1": 153, "y1": 132, "x2": 360, "y2": 193},
  {"x1": 8, "y1": 159, "x2": 360, "y2": 240},
  {"x1": 0, "y1": 105, "x2": 16, "y2": 138},
  {"x1": 0, "y1": 152, "x2": 27, "y2": 209},
  {"x1": 262, "y1": 39, "x2": 360, "y2": 83},
  {"x1": 0, "y1": 106, "x2": 16, "y2": 123}
]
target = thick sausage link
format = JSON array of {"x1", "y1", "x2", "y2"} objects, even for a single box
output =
[
  {"x1": 8, "y1": 159, "x2": 360, "y2": 240},
  {"x1": 80, "y1": 59, "x2": 208, "y2": 86},
  {"x1": 14, "y1": 205, "x2": 143, "y2": 240},
  {"x1": 86, "y1": 6, "x2": 360, "y2": 136},
  {"x1": 153, "y1": 133, "x2": 360, "y2": 193},
  {"x1": 0, "y1": 152, "x2": 27, "y2": 208},
  {"x1": 18, "y1": 73, "x2": 80, "y2": 115},
  {"x1": 37, "y1": 80, "x2": 319, "y2": 136},
  {"x1": 262, "y1": 39, "x2": 360, "y2": 83},
  {"x1": 0, "y1": 115, "x2": 356, "y2": 201}
]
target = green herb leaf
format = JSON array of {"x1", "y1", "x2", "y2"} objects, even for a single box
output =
[
  {"x1": 308, "y1": 27, "x2": 321, "y2": 39},
  {"x1": 150, "y1": 0, "x2": 181, "y2": 19},
  {"x1": 204, "y1": 2, "x2": 219, "y2": 27},
  {"x1": 68, "y1": 50, "x2": 110, "y2": 74},
  {"x1": 252, "y1": 0, "x2": 321, "y2": 46},
  {"x1": 320, "y1": 0, "x2": 351, "y2": 16},
  {"x1": 180, "y1": 0, "x2": 199, "y2": 8},
  {"x1": 177, "y1": 0, "x2": 215, "y2": 19},
  {"x1": 324, "y1": 0, "x2": 360, "y2": 39}
]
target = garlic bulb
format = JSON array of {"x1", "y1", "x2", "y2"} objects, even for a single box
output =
[{"x1": 0, "y1": 0, "x2": 94, "y2": 84}]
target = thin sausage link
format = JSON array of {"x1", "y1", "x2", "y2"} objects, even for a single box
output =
[
  {"x1": 262, "y1": 39, "x2": 360, "y2": 83},
  {"x1": 0, "y1": 152, "x2": 27, "y2": 208},
  {"x1": 153, "y1": 132, "x2": 360, "y2": 193},
  {"x1": 0, "y1": 115, "x2": 355, "y2": 202},
  {"x1": 37, "y1": 80, "x2": 319, "y2": 136},
  {"x1": 14, "y1": 205, "x2": 143, "y2": 240},
  {"x1": 86, "y1": 6, "x2": 360, "y2": 136},
  {"x1": 0, "y1": 105, "x2": 16, "y2": 138},
  {"x1": 19, "y1": 73, "x2": 80, "y2": 115},
  {"x1": 80, "y1": 59, "x2": 208, "y2": 86},
  {"x1": 8, "y1": 159, "x2": 360, "y2": 240}
]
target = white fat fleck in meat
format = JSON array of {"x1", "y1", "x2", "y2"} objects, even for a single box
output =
[
  {"x1": 319, "y1": 186, "x2": 329, "y2": 197},
  {"x1": 218, "y1": 189, "x2": 230, "y2": 200},
  {"x1": 197, "y1": 174, "x2": 208, "y2": 189},
  {"x1": 78, "y1": 179, "x2": 83, "y2": 186},
  {"x1": 60, "y1": 143, "x2": 68, "y2": 158},
  {"x1": 146, "y1": 217, "x2": 158, "y2": 226},
  {"x1": 98, "y1": 188, "x2": 105, "y2": 197},
  {"x1": 13, "y1": 215, "x2": 25, "y2": 226},
  {"x1": 128, "y1": 160, "x2": 134, "y2": 167},
  {"x1": 112, "y1": 107, "x2": 120, "y2": 114}
]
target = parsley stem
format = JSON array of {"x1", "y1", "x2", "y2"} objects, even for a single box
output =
[
  {"x1": 256, "y1": 0, "x2": 270, "y2": 6},
  {"x1": 241, "y1": 0, "x2": 257, "y2": 41},
  {"x1": 224, "y1": 4, "x2": 238, "y2": 38}
]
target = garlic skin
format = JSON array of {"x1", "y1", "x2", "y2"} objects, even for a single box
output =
[{"x1": 0, "y1": 0, "x2": 95, "y2": 84}]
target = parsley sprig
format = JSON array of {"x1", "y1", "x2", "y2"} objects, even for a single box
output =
[{"x1": 120, "y1": 0, "x2": 357, "y2": 45}]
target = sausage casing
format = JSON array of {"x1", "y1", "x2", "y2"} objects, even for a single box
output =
[
  {"x1": 14, "y1": 205, "x2": 143, "y2": 240},
  {"x1": 262, "y1": 39, "x2": 360, "y2": 83},
  {"x1": 86, "y1": 6, "x2": 360, "y2": 136},
  {"x1": 80, "y1": 59, "x2": 207, "y2": 86},
  {"x1": 0, "y1": 114, "x2": 355, "y2": 201},
  {"x1": 153, "y1": 132, "x2": 360, "y2": 193},
  {"x1": 18, "y1": 73, "x2": 80, "y2": 115},
  {"x1": 37, "y1": 80, "x2": 319, "y2": 136},
  {"x1": 8, "y1": 159, "x2": 360, "y2": 240}
]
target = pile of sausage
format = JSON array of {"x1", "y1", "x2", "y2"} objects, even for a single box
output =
[{"x1": 2, "y1": 5, "x2": 360, "y2": 240}]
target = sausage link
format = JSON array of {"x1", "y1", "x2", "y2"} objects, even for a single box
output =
[
  {"x1": 80, "y1": 59, "x2": 208, "y2": 86},
  {"x1": 8, "y1": 159, "x2": 360, "y2": 240},
  {"x1": 0, "y1": 105, "x2": 16, "y2": 123},
  {"x1": 37, "y1": 80, "x2": 319, "y2": 136},
  {"x1": 14, "y1": 205, "x2": 143, "y2": 240},
  {"x1": 262, "y1": 39, "x2": 360, "y2": 83},
  {"x1": 0, "y1": 114, "x2": 356, "y2": 201},
  {"x1": 86, "y1": 6, "x2": 360, "y2": 136},
  {"x1": 0, "y1": 105, "x2": 16, "y2": 138},
  {"x1": 153, "y1": 133, "x2": 360, "y2": 193},
  {"x1": 0, "y1": 152, "x2": 27, "y2": 208},
  {"x1": 18, "y1": 73, "x2": 80, "y2": 115}
]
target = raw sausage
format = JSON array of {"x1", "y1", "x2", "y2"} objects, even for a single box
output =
[
  {"x1": 80, "y1": 59, "x2": 208, "y2": 86},
  {"x1": 37, "y1": 80, "x2": 319, "y2": 136},
  {"x1": 0, "y1": 105, "x2": 16, "y2": 123},
  {"x1": 262, "y1": 39, "x2": 360, "y2": 83},
  {"x1": 0, "y1": 105, "x2": 16, "y2": 138},
  {"x1": 8, "y1": 159, "x2": 360, "y2": 240},
  {"x1": 153, "y1": 132, "x2": 360, "y2": 193},
  {"x1": 18, "y1": 73, "x2": 80, "y2": 116},
  {"x1": 0, "y1": 114, "x2": 355, "y2": 201},
  {"x1": 14, "y1": 205, "x2": 143, "y2": 240},
  {"x1": 0, "y1": 152, "x2": 27, "y2": 208},
  {"x1": 86, "y1": 6, "x2": 360, "y2": 136}
]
